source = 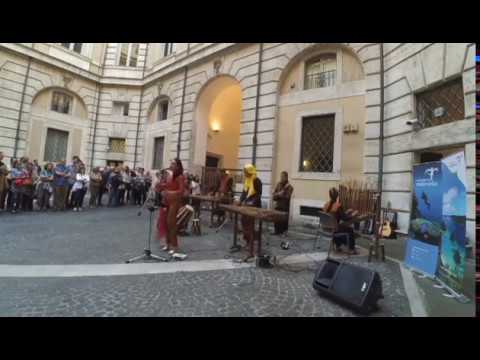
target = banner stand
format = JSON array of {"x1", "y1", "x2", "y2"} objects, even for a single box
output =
[{"x1": 434, "y1": 277, "x2": 470, "y2": 304}]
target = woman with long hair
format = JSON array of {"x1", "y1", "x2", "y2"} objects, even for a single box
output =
[
  {"x1": 161, "y1": 159, "x2": 187, "y2": 259},
  {"x1": 323, "y1": 187, "x2": 358, "y2": 255}
]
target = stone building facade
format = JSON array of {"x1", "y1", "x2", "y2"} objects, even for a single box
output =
[{"x1": 0, "y1": 43, "x2": 475, "y2": 244}]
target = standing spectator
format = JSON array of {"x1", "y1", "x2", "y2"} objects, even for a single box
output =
[
  {"x1": 53, "y1": 160, "x2": 69, "y2": 211},
  {"x1": 145, "y1": 170, "x2": 152, "y2": 194},
  {"x1": 38, "y1": 163, "x2": 54, "y2": 211},
  {"x1": 22, "y1": 161, "x2": 36, "y2": 211},
  {"x1": 107, "y1": 167, "x2": 122, "y2": 207},
  {"x1": 33, "y1": 160, "x2": 41, "y2": 175},
  {"x1": 65, "y1": 156, "x2": 80, "y2": 209},
  {"x1": 89, "y1": 167, "x2": 102, "y2": 208},
  {"x1": 5, "y1": 158, "x2": 16, "y2": 212},
  {"x1": 0, "y1": 152, "x2": 8, "y2": 212},
  {"x1": 123, "y1": 166, "x2": 132, "y2": 205},
  {"x1": 118, "y1": 167, "x2": 126, "y2": 206},
  {"x1": 132, "y1": 168, "x2": 146, "y2": 206},
  {"x1": 8, "y1": 159, "x2": 27, "y2": 214},
  {"x1": 98, "y1": 166, "x2": 110, "y2": 207},
  {"x1": 71, "y1": 165, "x2": 89, "y2": 212}
]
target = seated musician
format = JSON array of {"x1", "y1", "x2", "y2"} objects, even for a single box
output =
[
  {"x1": 323, "y1": 187, "x2": 359, "y2": 255},
  {"x1": 212, "y1": 169, "x2": 234, "y2": 225},
  {"x1": 237, "y1": 164, "x2": 262, "y2": 249}
]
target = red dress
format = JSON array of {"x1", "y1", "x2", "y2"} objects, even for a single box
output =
[{"x1": 156, "y1": 181, "x2": 168, "y2": 241}]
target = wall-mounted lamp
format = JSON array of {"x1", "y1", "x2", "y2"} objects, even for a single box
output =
[{"x1": 211, "y1": 122, "x2": 221, "y2": 133}]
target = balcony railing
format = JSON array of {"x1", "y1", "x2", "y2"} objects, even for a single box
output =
[{"x1": 305, "y1": 70, "x2": 336, "y2": 90}]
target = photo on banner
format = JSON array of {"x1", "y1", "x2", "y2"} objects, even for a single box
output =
[
  {"x1": 437, "y1": 151, "x2": 467, "y2": 294},
  {"x1": 404, "y1": 161, "x2": 443, "y2": 277}
]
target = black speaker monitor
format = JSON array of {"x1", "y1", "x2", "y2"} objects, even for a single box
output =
[{"x1": 313, "y1": 259, "x2": 383, "y2": 315}]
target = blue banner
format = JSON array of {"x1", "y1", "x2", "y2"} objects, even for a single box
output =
[
  {"x1": 404, "y1": 152, "x2": 468, "y2": 293},
  {"x1": 405, "y1": 239, "x2": 440, "y2": 277},
  {"x1": 405, "y1": 161, "x2": 442, "y2": 277},
  {"x1": 437, "y1": 152, "x2": 467, "y2": 293}
]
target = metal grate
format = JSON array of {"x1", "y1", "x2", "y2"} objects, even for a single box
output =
[
  {"x1": 299, "y1": 115, "x2": 335, "y2": 173},
  {"x1": 305, "y1": 70, "x2": 336, "y2": 89},
  {"x1": 416, "y1": 78, "x2": 465, "y2": 129},
  {"x1": 152, "y1": 137, "x2": 164, "y2": 169},
  {"x1": 109, "y1": 138, "x2": 126, "y2": 153},
  {"x1": 44, "y1": 128, "x2": 69, "y2": 162}
]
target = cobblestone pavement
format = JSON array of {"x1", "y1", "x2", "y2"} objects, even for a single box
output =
[
  {"x1": 0, "y1": 206, "x2": 327, "y2": 265},
  {"x1": 0, "y1": 206, "x2": 412, "y2": 317},
  {"x1": 0, "y1": 258, "x2": 411, "y2": 317}
]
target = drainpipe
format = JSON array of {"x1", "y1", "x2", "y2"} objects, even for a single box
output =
[
  {"x1": 90, "y1": 43, "x2": 109, "y2": 170},
  {"x1": 176, "y1": 66, "x2": 188, "y2": 159},
  {"x1": 13, "y1": 56, "x2": 32, "y2": 159},
  {"x1": 377, "y1": 43, "x2": 385, "y2": 201},
  {"x1": 374, "y1": 43, "x2": 385, "y2": 256},
  {"x1": 133, "y1": 43, "x2": 150, "y2": 169},
  {"x1": 251, "y1": 43, "x2": 264, "y2": 166}
]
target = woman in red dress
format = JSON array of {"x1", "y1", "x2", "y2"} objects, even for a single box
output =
[
  {"x1": 156, "y1": 169, "x2": 170, "y2": 243},
  {"x1": 160, "y1": 159, "x2": 186, "y2": 258}
]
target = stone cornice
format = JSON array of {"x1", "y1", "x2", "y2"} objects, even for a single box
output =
[{"x1": 0, "y1": 43, "x2": 238, "y2": 89}]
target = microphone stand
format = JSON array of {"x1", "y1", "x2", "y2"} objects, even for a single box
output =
[{"x1": 126, "y1": 189, "x2": 168, "y2": 264}]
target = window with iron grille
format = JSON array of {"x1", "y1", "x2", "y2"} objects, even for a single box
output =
[
  {"x1": 51, "y1": 91, "x2": 73, "y2": 114},
  {"x1": 416, "y1": 78, "x2": 465, "y2": 129},
  {"x1": 299, "y1": 115, "x2": 335, "y2": 173},
  {"x1": 109, "y1": 138, "x2": 126, "y2": 153},
  {"x1": 44, "y1": 128, "x2": 69, "y2": 162},
  {"x1": 113, "y1": 101, "x2": 129, "y2": 116},
  {"x1": 118, "y1": 43, "x2": 139, "y2": 67},
  {"x1": 158, "y1": 100, "x2": 169, "y2": 121},
  {"x1": 305, "y1": 54, "x2": 337, "y2": 90},
  {"x1": 61, "y1": 43, "x2": 83, "y2": 54},
  {"x1": 152, "y1": 137, "x2": 165, "y2": 169}
]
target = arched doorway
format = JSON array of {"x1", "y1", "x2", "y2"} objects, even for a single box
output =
[{"x1": 192, "y1": 76, "x2": 242, "y2": 172}]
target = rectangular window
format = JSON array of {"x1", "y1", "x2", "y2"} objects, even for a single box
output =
[
  {"x1": 152, "y1": 137, "x2": 165, "y2": 170},
  {"x1": 416, "y1": 78, "x2": 465, "y2": 129},
  {"x1": 44, "y1": 128, "x2": 69, "y2": 162},
  {"x1": 299, "y1": 115, "x2": 335, "y2": 173},
  {"x1": 119, "y1": 43, "x2": 129, "y2": 66},
  {"x1": 61, "y1": 43, "x2": 82, "y2": 54},
  {"x1": 164, "y1": 43, "x2": 174, "y2": 57},
  {"x1": 118, "y1": 43, "x2": 139, "y2": 67},
  {"x1": 108, "y1": 138, "x2": 126, "y2": 153},
  {"x1": 129, "y1": 43, "x2": 139, "y2": 67},
  {"x1": 51, "y1": 92, "x2": 73, "y2": 114},
  {"x1": 113, "y1": 102, "x2": 130, "y2": 116},
  {"x1": 158, "y1": 100, "x2": 169, "y2": 121}
]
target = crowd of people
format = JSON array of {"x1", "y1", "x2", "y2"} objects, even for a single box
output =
[
  {"x1": 0, "y1": 152, "x2": 162, "y2": 214},
  {"x1": 1, "y1": 149, "x2": 357, "y2": 257}
]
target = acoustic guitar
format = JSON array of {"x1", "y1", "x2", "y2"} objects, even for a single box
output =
[{"x1": 379, "y1": 202, "x2": 396, "y2": 238}]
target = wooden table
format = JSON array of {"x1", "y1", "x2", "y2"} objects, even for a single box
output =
[
  {"x1": 188, "y1": 194, "x2": 224, "y2": 228},
  {"x1": 219, "y1": 204, "x2": 288, "y2": 260}
]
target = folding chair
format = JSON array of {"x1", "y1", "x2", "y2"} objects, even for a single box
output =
[
  {"x1": 316, "y1": 211, "x2": 352, "y2": 259},
  {"x1": 315, "y1": 211, "x2": 338, "y2": 254}
]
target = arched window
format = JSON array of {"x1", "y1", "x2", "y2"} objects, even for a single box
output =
[
  {"x1": 304, "y1": 54, "x2": 337, "y2": 90},
  {"x1": 118, "y1": 43, "x2": 139, "y2": 67},
  {"x1": 51, "y1": 91, "x2": 73, "y2": 114}
]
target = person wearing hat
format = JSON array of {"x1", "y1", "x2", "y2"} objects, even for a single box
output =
[{"x1": 238, "y1": 164, "x2": 263, "y2": 249}]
